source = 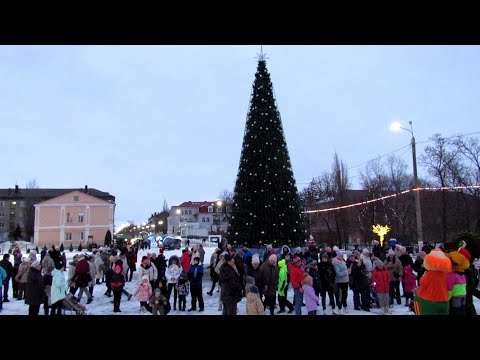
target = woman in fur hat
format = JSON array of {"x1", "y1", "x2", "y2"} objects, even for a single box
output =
[{"x1": 25, "y1": 261, "x2": 45, "y2": 315}]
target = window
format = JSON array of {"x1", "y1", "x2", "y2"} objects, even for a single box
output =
[
  {"x1": 9, "y1": 211, "x2": 15, "y2": 220},
  {"x1": 0, "y1": 201, "x2": 4, "y2": 207},
  {"x1": 78, "y1": 213, "x2": 84, "y2": 223},
  {"x1": 217, "y1": 207, "x2": 222, "y2": 213},
  {"x1": 189, "y1": 210, "x2": 192, "y2": 214},
  {"x1": 20, "y1": 201, "x2": 26, "y2": 208},
  {"x1": 74, "y1": 196, "x2": 79, "y2": 201},
  {"x1": 0, "y1": 223, "x2": 4, "y2": 228},
  {"x1": 202, "y1": 217, "x2": 205, "y2": 222},
  {"x1": 208, "y1": 206, "x2": 213, "y2": 213},
  {"x1": 65, "y1": 233, "x2": 72, "y2": 241},
  {"x1": 0, "y1": 211, "x2": 4, "y2": 217},
  {"x1": 66, "y1": 213, "x2": 72, "y2": 223},
  {"x1": 206, "y1": 217, "x2": 210, "y2": 222},
  {"x1": 78, "y1": 232, "x2": 84, "y2": 241},
  {"x1": 9, "y1": 222, "x2": 14, "y2": 231}
]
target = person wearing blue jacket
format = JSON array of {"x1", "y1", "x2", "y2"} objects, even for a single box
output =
[
  {"x1": 187, "y1": 257, "x2": 204, "y2": 312},
  {"x1": 0, "y1": 265, "x2": 6, "y2": 312}
]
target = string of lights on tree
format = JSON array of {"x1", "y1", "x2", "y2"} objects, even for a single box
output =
[
  {"x1": 227, "y1": 52, "x2": 306, "y2": 247},
  {"x1": 304, "y1": 185, "x2": 480, "y2": 214}
]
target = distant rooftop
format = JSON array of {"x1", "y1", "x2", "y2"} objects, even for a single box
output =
[{"x1": 0, "y1": 186, "x2": 115, "y2": 202}]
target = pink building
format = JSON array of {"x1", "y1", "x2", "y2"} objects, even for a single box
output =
[{"x1": 34, "y1": 190, "x2": 115, "y2": 247}]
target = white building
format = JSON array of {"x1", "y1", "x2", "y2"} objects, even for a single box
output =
[{"x1": 167, "y1": 201, "x2": 229, "y2": 238}]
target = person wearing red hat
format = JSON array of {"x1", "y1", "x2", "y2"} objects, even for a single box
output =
[{"x1": 111, "y1": 265, "x2": 125, "y2": 313}]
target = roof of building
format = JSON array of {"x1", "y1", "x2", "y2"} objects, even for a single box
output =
[
  {"x1": 177, "y1": 201, "x2": 217, "y2": 208},
  {"x1": 0, "y1": 187, "x2": 115, "y2": 202}
]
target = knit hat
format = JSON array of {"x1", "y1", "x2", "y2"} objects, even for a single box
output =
[
  {"x1": 387, "y1": 249, "x2": 395, "y2": 257},
  {"x1": 114, "y1": 265, "x2": 122, "y2": 272},
  {"x1": 251, "y1": 254, "x2": 260, "y2": 264},
  {"x1": 362, "y1": 248, "x2": 371, "y2": 255},
  {"x1": 295, "y1": 247, "x2": 302, "y2": 253},
  {"x1": 268, "y1": 254, "x2": 277, "y2": 263},
  {"x1": 159, "y1": 248, "x2": 164, "y2": 254},
  {"x1": 418, "y1": 251, "x2": 426, "y2": 259},
  {"x1": 245, "y1": 275, "x2": 255, "y2": 285},
  {"x1": 333, "y1": 246, "x2": 339, "y2": 251},
  {"x1": 193, "y1": 256, "x2": 200, "y2": 263},
  {"x1": 28, "y1": 251, "x2": 37, "y2": 260},
  {"x1": 321, "y1": 252, "x2": 330, "y2": 260},
  {"x1": 31, "y1": 260, "x2": 41, "y2": 270},
  {"x1": 375, "y1": 260, "x2": 384, "y2": 269},
  {"x1": 250, "y1": 285, "x2": 259, "y2": 294},
  {"x1": 292, "y1": 255, "x2": 301, "y2": 264},
  {"x1": 154, "y1": 288, "x2": 162, "y2": 296},
  {"x1": 55, "y1": 262, "x2": 64, "y2": 270},
  {"x1": 224, "y1": 254, "x2": 232, "y2": 262},
  {"x1": 459, "y1": 247, "x2": 472, "y2": 262},
  {"x1": 109, "y1": 255, "x2": 116, "y2": 263},
  {"x1": 141, "y1": 275, "x2": 149, "y2": 282},
  {"x1": 307, "y1": 260, "x2": 318, "y2": 267},
  {"x1": 336, "y1": 250, "x2": 343, "y2": 258}
]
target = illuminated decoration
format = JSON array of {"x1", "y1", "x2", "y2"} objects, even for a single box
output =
[
  {"x1": 304, "y1": 185, "x2": 480, "y2": 214},
  {"x1": 372, "y1": 224, "x2": 391, "y2": 246}
]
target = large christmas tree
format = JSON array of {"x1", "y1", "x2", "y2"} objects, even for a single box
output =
[{"x1": 227, "y1": 54, "x2": 306, "y2": 248}]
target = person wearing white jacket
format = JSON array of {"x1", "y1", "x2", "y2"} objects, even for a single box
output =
[
  {"x1": 50, "y1": 263, "x2": 67, "y2": 315},
  {"x1": 165, "y1": 255, "x2": 181, "y2": 310}
]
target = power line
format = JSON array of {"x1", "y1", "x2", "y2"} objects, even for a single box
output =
[{"x1": 296, "y1": 130, "x2": 480, "y2": 186}]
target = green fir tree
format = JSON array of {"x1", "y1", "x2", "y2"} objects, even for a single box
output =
[{"x1": 227, "y1": 54, "x2": 306, "y2": 247}]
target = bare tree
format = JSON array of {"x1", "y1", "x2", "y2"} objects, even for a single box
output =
[
  {"x1": 23, "y1": 179, "x2": 39, "y2": 241},
  {"x1": 420, "y1": 134, "x2": 463, "y2": 242},
  {"x1": 162, "y1": 199, "x2": 169, "y2": 213},
  {"x1": 218, "y1": 189, "x2": 233, "y2": 221},
  {"x1": 332, "y1": 153, "x2": 351, "y2": 248}
]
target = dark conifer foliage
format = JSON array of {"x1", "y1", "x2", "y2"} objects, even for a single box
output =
[{"x1": 227, "y1": 58, "x2": 306, "y2": 247}]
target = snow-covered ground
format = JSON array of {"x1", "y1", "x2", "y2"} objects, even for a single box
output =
[{"x1": 1, "y1": 240, "x2": 480, "y2": 315}]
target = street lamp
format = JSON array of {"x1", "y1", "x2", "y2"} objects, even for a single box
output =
[{"x1": 390, "y1": 121, "x2": 424, "y2": 250}]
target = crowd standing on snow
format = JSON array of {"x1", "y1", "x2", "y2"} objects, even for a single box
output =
[{"x1": 1, "y1": 239, "x2": 480, "y2": 315}]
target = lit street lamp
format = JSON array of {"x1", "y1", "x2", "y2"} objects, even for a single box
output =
[{"x1": 390, "y1": 121, "x2": 424, "y2": 250}]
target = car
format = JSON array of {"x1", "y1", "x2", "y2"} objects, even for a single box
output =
[{"x1": 161, "y1": 237, "x2": 182, "y2": 250}]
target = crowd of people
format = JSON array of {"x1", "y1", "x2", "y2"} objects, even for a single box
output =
[{"x1": 0, "y1": 239, "x2": 479, "y2": 316}]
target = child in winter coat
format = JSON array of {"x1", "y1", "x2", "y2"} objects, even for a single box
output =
[
  {"x1": 372, "y1": 260, "x2": 391, "y2": 314},
  {"x1": 134, "y1": 275, "x2": 153, "y2": 313},
  {"x1": 176, "y1": 272, "x2": 189, "y2": 311},
  {"x1": 246, "y1": 285, "x2": 264, "y2": 315},
  {"x1": 110, "y1": 265, "x2": 125, "y2": 313},
  {"x1": 302, "y1": 274, "x2": 320, "y2": 315},
  {"x1": 402, "y1": 263, "x2": 417, "y2": 309},
  {"x1": 149, "y1": 288, "x2": 168, "y2": 315}
]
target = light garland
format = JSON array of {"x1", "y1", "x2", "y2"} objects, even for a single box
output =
[{"x1": 304, "y1": 185, "x2": 480, "y2": 214}]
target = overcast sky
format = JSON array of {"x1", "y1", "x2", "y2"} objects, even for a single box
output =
[{"x1": 1, "y1": 45, "x2": 479, "y2": 227}]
